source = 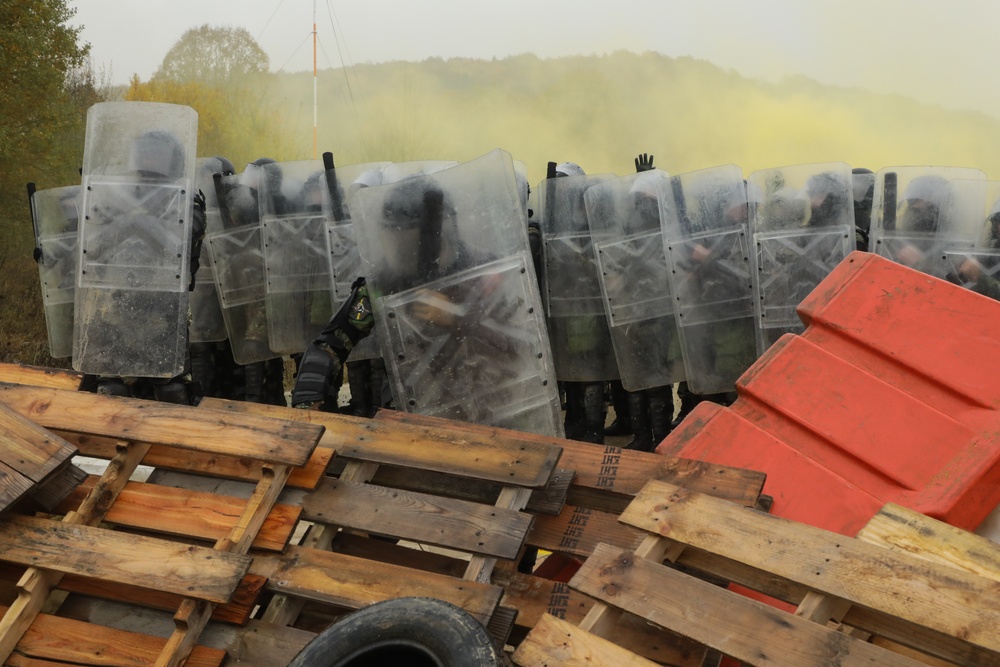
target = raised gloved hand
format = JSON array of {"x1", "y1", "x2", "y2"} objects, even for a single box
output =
[{"x1": 635, "y1": 153, "x2": 655, "y2": 173}]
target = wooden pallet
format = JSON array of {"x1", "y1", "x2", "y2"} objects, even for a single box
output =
[
  {"x1": 515, "y1": 479, "x2": 1000, "y2": 667},
  {"x1": 0, "y1": 383, "x2": 324, "y2": 667},
  {"x1": 0, "y1": 404, "x2": 81, "y2": 515}
]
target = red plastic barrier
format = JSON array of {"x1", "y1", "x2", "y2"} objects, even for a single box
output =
[{"x1": 659, "y1": 251, "x2": 1000, "y2": 536}]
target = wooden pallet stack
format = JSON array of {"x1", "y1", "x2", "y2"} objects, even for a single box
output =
[
  {"x1": 0, "y1": 362, "x2": 773, "y2": 666},
  {"x1": 513, "y1": 479, "x2": 1000, "y2": 667},
  {"x1": 0, "y1": 371, "x2": 326, "y2": 667}
]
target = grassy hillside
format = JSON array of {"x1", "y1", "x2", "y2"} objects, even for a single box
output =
[{"x1": 4, "y1": 50, "x2": 1000, "y2": 365}]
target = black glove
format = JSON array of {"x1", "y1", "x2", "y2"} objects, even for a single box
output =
[{"x1": 635, "y1": 153, "x2": 655, "y2": 173}]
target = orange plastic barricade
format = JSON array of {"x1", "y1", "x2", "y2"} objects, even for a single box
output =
[{"x1": 659, "y1": 251, "x2": 1000, "y2": 536}]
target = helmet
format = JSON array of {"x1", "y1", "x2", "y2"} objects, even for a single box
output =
[
  {"x1": 805, "y1": 170, "x2": 849, "y2": 227},
  {"x1": 900, "y1": 175, "x2": 949, "y2": 233},
  {"x1": 213, "y1": 156, "x2": 236, "y2": 176},
  {"x1": 382, "y1": 178, "x2": 454, "y2": 229},
  {"x1": 128, "y1": 129, "x2": 185, "y2": 179},
  {"x1": 902, "y1": 174, "x2": 949, "y2": 208},
  {"x1": 555, "y1": 162, "x2": 585, "y2": 178}
]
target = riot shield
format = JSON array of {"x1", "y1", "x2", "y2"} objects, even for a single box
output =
[
  {"x1": 661, "y1": 164, "x2": 757, "y2": 395},
  {"x1": 29, "y1": 184, "x2": 80, "y2": 359},
  {"x1": 585, "y1": 170, "x2": 684, "y2": 391},
  {"x1": 748, "y1": 162, "x2": 854, "y2": 354},
  {"x1": 257, "y1": 159, "x2": 332, "y2": 356},
  {"x1": 870, "y1": 166, "x2": 986, "y2": 279},
  {"x1": 207, "y1": 167, "x2": 276, "y2": 366},
  {"x1": 188, "y1": 157, "x2": 229, "y2": 344},
  {"x1": 538, "y1": 171, "x2": 618, "y2": 382},
  {"x1": 941, "y1": 179, "x2": 1000, "y2": 299},
  {"x1": 73, "y1": 101, "x2": 198, "y2": 378},
  {"x1": 351, "y1": 149, "x2": 561, "y2": 437}
]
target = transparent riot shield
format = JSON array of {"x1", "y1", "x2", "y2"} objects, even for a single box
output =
[
  {"x1": 661, "y1": 164, "x2": 757, "y2": 395},
  {"x1": 189, "y1": 157, "x2": 229, "y2": 344},
  {"x1": 940, "y1": 179, "x2": 1000, "y2": 300},
  {"x1": 29, "y1": 184, "x2": 80, "y2": 359},
  {"x1": 585, "y1": 170, "x2": 684, "y2": 391},
  {"x1": 351, "y1": 149, "x2": 561, "y2": 436},
  {"x1": 538, "y1": 172, "x2": 618, "y2": 382},
  {"x1": 870, "y1": 166, "x2": 987, "y2": 279},
  {"x1": 73, "y1": 101, "x2": 198, "y2": 378},
  {"x1": 748, "y1": 162, "x2": 855, "y2": 354},
  {"x1": 256, "y1": 159, "x2": 332, "y2": 356},
  {"x1": 207, "y1": 168, "x2": 276, "y2": 366}
]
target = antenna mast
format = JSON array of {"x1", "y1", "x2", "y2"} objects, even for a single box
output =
[{"x1": 312, "y1": 0, "x2": 318, "y2": 159}]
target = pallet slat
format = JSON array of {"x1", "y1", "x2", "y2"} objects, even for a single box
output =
[
  {"x1": 571, "y1": 542, "x2": 925, "y2": 667},
  {"x1": 0, "y1": 514, "x2": 251, "y2": 605},
  {"x1": 0, "y1": 384, "x2": 322, "y2": 466},
  {"x1": 302, "y1": 477, "x2": 532, "y2": 559}
]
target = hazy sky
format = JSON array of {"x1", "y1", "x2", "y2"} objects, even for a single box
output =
[{"x1": 70, "y1": 0, "x2": 1000, "y2": 119}]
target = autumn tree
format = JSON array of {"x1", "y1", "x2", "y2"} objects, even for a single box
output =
[
  {"x1": 135, "y1": 25, "x2": 305, "y2": 166},
  {"x1": 0, "y1": 0, "x2": 94, "y2": 364},
  {"x1": 153, "y1": 25, "x2": 269, "y2": 85}
]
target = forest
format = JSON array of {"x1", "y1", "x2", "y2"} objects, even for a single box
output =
[{"x1": 5, "y1": 2, "x2": 1000, "y2": 365}]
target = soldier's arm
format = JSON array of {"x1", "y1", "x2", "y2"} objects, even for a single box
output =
[{"x1": 291, "y1": 279, "x2": 375, "y2": 409}]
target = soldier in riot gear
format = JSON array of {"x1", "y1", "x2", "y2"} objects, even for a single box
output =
[
  {"x1": 748, "y1": 163, "x2": 854, "y2": 354},
  {"x1": 662, "y1": 165, "x2": 757, "y2": 411},
  {"x1": 951, "y1": 195, "x2": 1000, "y2": 300},
  {"x1": 28, "y1": 183, "x2": 81, "y2": 360},
  {"x1": 189, "y1": 156, "x2": 237, "y2": 402},
  {"x1": 870, "y1": 167, "x2": 986, "y2": 279},
  {"x1": 209, "y1": 157, "x2": 289, "y2": 405},
  {"x1": 587, "y1": 156, "x2": 680, "y2": 451},
  {"x1": 542, "y1": 161, "x2": 617, "y2": 444},
  {"x1": 74, "y1": 102, "x2": 204, "y2": 403},
  {"x1": 295, "y1": 151, "x2": 561, "y2": 437}
]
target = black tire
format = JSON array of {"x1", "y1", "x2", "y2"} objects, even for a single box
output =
[{"x1": 288, "y1": 597, "x2": 501, "y2": 667}]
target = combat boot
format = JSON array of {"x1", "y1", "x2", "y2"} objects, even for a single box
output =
[
  {"x1": 604, "y1": 380, "x2": 632, "y2": 436},
  {"x1": 648, "y1": 386, "x2": 674, "y2": 450},
  {"x1": 580, "y1": 382, "x2": 607, "y2": 445},
  {"x1": 624, "y1": 390, "x2": 653, "y2": 452}
]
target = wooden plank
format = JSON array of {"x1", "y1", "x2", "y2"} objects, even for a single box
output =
[
  {"x1": 54, "y1": 573, "x2": 268, "y2": 625},
  {"x1": 620, "y1": 480, "x2": 1000, "y2": 655},
  {"x1": 0, "y1": 441, "x2": 151, "y2": 665},
  {"x1": 154, "y1": 463, "x2": 293, "y2": 667},
  {"x1": 0, "y1": 403, "x2": 76, "y2": 484},
  {"x1": 0, "y1": 363, "x2": 83, "y2": 391},
  {"x1": 58, "y1": 475, "x2": 299, "y2": 552},
  {"x1": 513, "y1": 613, "x2": 660, "y2": 667},
  {"x1": 492, "y1": 566, "x2": 705, "y2": 667},
  {"x1": 0, "y1": 514, "x2": 251, "y2": 604},
  {"x1": 0, "y1": 383, "x2": 322, "y2": 466},
  {"x1": 0, "y1": 604, "x2": 225, "y2": 667},
  {"x1": 373, "y1": 409, "x2": 766, "y2": 509},
  {"x1": 0, "y1": 463, "x2": 33, "y2": 514},
  {"x1": 856, "y1": 503, "x2": 1000, "y2": 580},
  {"x1": 346, "y1": 462, "x2": 573, "y2": 515},
  {"x1": 203, "y1": 398, "x2": 562, "y2": 488},
  {"x1": 251, "y1": 544, "x2": 502, "y2": 625},
  {"x1": 527, "y1": 504, "x2": 645, "y2": 558},
  {"x1": 301, "y1": 477, "x2": 532, "y2": 559},
  {"x1": 571, "y1": 543, "x2": 926, "y2": 667},
  {"x1": 464, "y1": 486, "x2": 531, "y2": 582},
  {"x1": 61, "y1": 432, "x2": 333, "y2": 490}
]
